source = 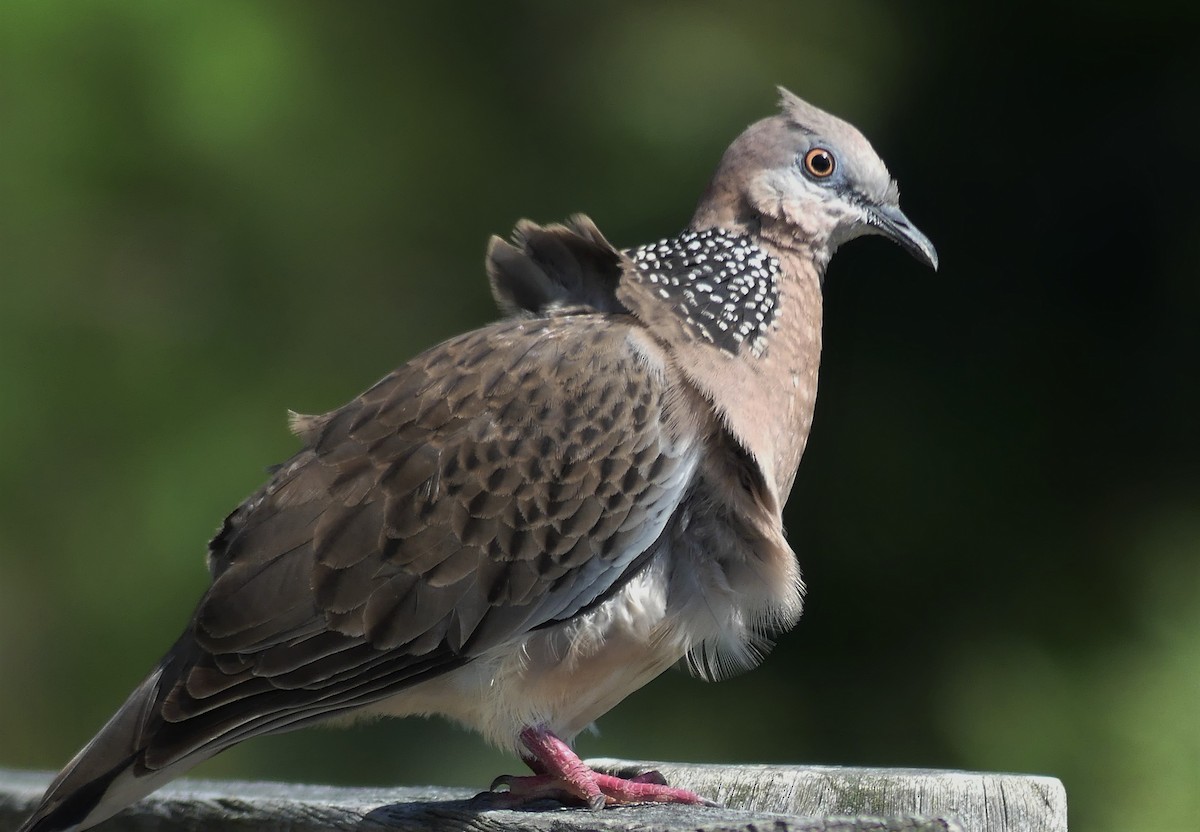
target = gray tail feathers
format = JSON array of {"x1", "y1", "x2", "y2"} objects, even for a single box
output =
[{"x1": 18, "y1": 637, "x2": 205, "y2": 832}]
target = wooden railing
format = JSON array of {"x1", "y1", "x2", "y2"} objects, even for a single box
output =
[{"x1": 0, "y1": 760, "x2": 1066, "y2": 832}]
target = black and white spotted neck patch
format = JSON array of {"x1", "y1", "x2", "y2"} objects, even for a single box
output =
[{"x1": 626, "y1": 228, "x2": 781, "y2": 356}]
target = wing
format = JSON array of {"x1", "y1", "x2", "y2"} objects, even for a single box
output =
[
  {"x1": 142, "y1": 314, "x2": 698, "y2": 769},
  {"x1": 486, "y1": 214, "x2": 629, "y2": 317}
]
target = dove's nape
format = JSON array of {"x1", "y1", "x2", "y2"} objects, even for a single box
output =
[{"x1": 19, "y1": 88, "x2": 935, "y2": 832}]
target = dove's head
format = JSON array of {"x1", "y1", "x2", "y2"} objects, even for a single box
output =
[{"x1": 691, "y1": 87, "x2": 937, "y2": 271}]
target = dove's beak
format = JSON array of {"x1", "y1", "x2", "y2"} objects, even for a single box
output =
[{"x1": 869, "y1": 203, "x2": 938, "y2": 271}]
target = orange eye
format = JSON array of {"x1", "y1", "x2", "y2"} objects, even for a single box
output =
[{"x1": 803, "y1": 147, "x2": 836, "y2": 178}]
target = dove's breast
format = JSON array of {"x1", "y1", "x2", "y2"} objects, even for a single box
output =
[{"x1": 362, "y1": 489, "x2": 798, "y2": 756}]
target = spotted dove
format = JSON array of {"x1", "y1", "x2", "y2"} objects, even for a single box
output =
[{"x1": 19, "y1": 88, "x2": 937, "y2": 832}]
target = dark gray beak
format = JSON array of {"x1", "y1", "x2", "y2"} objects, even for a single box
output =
[{"x1": 869, "y1": 203, "x2": 938, "y2": 271}]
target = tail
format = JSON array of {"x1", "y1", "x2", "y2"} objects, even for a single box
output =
[{"x1": 19, "y1": 638, "x2": 208, "y2": 832}]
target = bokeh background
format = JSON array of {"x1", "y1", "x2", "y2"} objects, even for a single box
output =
[{"x1": 1, "y1": 2, "x2": 1197, "y2": 830}]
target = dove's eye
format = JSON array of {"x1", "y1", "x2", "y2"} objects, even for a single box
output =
[{"x1": 802, "y1": 148, "x2": 836, "y2": 179}]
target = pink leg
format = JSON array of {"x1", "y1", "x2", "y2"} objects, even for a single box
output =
[
  {"x1": 484, "y1": 725, "x2": 716, "y2": 810},
  {"x1": 517, "y1": 725, "x2": 606, "y2": 809}
]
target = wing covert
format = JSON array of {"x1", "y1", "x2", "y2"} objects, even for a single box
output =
[{"x1": 149, "y1": 315, "x2": 698, "y2": 768}]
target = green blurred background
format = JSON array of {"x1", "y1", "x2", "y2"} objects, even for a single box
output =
[{"x1": 1, "y1": 2, "x2": 1197, "y2": 830}]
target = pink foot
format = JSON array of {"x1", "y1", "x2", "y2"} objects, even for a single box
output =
[{"x1": 482, "y1": 725, "x2": 717, "y2": 810}]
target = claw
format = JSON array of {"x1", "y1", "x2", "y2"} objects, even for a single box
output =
[
  {"x1": 629, "y1": 769, "x2": 668, "y2": 786},
  {"x1": 481, "y1": 726, "x2": 716, "y2": 811}
]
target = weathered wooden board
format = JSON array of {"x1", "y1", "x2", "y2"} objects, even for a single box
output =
[{"x1": 0, "y1": 760, "x2": 1065, "y2": 832}]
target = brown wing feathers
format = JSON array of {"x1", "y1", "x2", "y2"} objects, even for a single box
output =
[
  {"x1": 486, "y1": 215, "x2": 629, "y2": 317},
  {"x1": 134, "y1": 312, "x2": 692, "y2": 770}
]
